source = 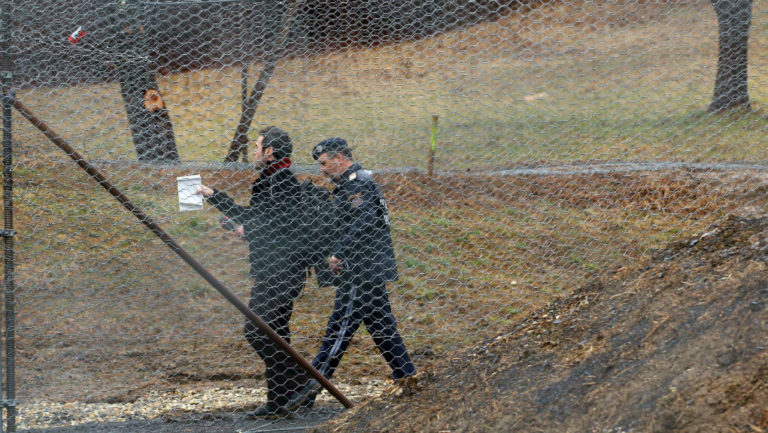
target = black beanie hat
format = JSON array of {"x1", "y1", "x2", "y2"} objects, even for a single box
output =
[{"x1": 260, "y1": 126, "x2": 292, "y2": 159}]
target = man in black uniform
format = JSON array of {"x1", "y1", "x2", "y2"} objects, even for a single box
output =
[
  {"x1": 198, "y1": 126, "x2": 310, "y2": 418},
  {"x1": 287, "y1": 137, "x2": 417, "y2": 408}
]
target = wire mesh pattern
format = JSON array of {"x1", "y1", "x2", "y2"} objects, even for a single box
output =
[{"x1": 1, "y1": 0, "x2": 768, "y2": 430}]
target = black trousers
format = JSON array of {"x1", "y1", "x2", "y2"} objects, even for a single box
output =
[
  {"x1": 244, "y1": 273, "x2": 309, "y2": 406},
  {"x1": 311, "y1": 280, "x2": 417, "y2": 380}
]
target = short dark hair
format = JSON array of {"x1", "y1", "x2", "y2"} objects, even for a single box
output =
[{"x1": 259, "y1": 126, "x2": 292, "y2": 159}]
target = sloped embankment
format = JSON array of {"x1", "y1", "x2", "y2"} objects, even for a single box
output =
[{"x1": 319, "y1": 215, "x2": 768, "y2": 432}]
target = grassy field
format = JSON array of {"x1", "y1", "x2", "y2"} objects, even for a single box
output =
[
  {"x1": 5, "y1": 0, "x2": 768, "y2": 422},
  {"x1": 9, "y1": 162, "x2": 757, "y2": 406},
  {"x1": 12, "y1": 1, "x2": 768, "y2": 169}
]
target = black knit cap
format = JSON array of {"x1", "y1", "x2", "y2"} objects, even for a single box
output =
[
  {"x1": 312, "y1": 137, "x2": 349, "y2": 160},
  {"x1": 260, "y1": 126, "x2": 293, "y2": 159}
]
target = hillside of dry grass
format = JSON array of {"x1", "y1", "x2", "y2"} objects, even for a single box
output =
[
  {"x1": 317, "y1": 213, "x2": 768, "y2": 433},
  {"x1": 11, "y1": 165, "x2": 765, "y2": 406}
]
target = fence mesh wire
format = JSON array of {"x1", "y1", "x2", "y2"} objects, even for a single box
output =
[{"x1": 3, "y1": 0, "x2": 768, "y2": 430}]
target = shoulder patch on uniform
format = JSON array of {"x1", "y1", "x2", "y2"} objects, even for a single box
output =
[
  {"x1": 348, "y1": 192, "x2": 364, "y2": 207},
  {"x1": 349, "y1": 172, "x2": 357, "y2": 181}
]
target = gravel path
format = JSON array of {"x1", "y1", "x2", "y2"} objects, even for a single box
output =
[
  {"x1": 15, "y1": 381, "x2": 390, "y2": 432},
  {"x1": 20, "y1": 407, "x2": 342, "y2": 433}
]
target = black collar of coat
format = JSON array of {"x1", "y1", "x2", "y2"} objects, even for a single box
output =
[{"x1": 336, "y1": 163, "x2": 363, "y2": 186}]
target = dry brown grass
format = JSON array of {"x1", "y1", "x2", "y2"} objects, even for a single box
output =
[
  {"x1": 9, "y1": 158, "x2": 761, "y2": 406},
  {"x1": 319, "y1": 214, "x2": 768, "y2": 432}
]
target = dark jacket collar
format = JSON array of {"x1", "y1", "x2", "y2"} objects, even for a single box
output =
[{"x1": 336, "y1": 163, "x2": 363, "y2": 185}]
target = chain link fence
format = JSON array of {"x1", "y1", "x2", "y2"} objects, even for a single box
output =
[{"x1": 2, "y1": 0, "x2": 768, "y2": 430}]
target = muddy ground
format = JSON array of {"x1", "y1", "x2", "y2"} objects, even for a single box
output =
[{"x1": 317, "y1": 214, "x2": 768, "y2": 432}]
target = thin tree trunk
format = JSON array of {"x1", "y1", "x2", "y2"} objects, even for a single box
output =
[
  {"x1": 224, "y1": 0, "x2": 303, "y2": 162},
  {"x1": 239, "y1": 62, "x2": 249, "y2": 163},
  {"x1": 709, "y1": 0, "x2": 752, "y2": 112}
]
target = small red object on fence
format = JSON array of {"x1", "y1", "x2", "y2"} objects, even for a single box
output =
[{"x1": 67, "y1": 26, "x2": 86, "y2": 45}]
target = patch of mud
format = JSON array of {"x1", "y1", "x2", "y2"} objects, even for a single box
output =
[{"x1": 317, "y1": 215, "x2": 768, "y2": 432}]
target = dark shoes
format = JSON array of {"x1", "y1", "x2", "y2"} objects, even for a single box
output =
[
  {"x1": 247, "y1": 380, "x2": 323, "y2": 419},
  {"x1": 283, "y1": 379, "x2": 323, "y2": 412},
  {"x1": 300, "y1": 393, "x2": 317, "y2": 410},
  {"x1": 245, "y1": 402, "x2": 290, "y2": 419}
]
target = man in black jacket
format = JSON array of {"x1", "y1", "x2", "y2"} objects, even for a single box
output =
[
  {"x1": 287, "y1": 137, "x2": 417, "y2": 409},
  {"x1": 198, "y1": 126, "x2": 310, "y2": 418}
]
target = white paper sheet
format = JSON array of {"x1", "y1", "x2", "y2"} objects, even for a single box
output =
[{"x1": 177, "y1": 174, "x2": 203, "y2": 212}]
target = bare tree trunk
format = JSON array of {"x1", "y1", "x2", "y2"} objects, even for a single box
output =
[
  {"x1": 118, "y1": 58, "x2": 179, "y2": 162},
  {"x1": 224, "y1": 0, "x2": 303, "y2": 162},
  {"x1": 116, "y1": 1, "x2": 179, "y2": 163},
  {"x1": 709, "y1": 0, "x2": 752, "y2": 112}
]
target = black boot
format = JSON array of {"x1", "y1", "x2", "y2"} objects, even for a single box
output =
[
  {"x1": 300, "y1": 393, "x2": 317, "y2": 409},
  {"x1": 283, "y1": 379, "x2": 323, "y2": 412},
  {"x1": 246, "y1": 401, "x2": 289, "y2": 419}
]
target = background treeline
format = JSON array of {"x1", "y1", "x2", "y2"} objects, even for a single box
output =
[{"x1": 9, "y1": 0, "x2": 523, "y2": 88}]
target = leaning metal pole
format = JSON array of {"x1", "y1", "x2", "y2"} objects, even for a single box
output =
[
  {"x1": 1, "y1": 1, "x2": 16, "y2": 431},
  {"x1": 11, "y1": 98, "x2": 354, "y2": 410}
]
